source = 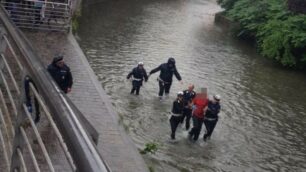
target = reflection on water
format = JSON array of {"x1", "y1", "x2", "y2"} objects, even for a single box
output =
[{"x1": 77, "y1": 0, "x2": 306, "y2": 171}]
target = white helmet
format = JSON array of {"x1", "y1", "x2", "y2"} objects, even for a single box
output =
[
  {"x1": 138, "y1": 61, "x2": 144, "y2": 65},
  {"x1": 177, "y1": 91, "x2": 184, "y2": 96},
  {"x1": 213, "y1": 94, "x2": 221, "y2": 101}
]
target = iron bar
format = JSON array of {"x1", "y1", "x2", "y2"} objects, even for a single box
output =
[
  {"x1": 29, "y1": 83, "x2": 76, "y2": 171},
  {"x1": 1, "y1": 54, "x2": 20, "y2": 95},
  {"x1": 20, "y1": 127, "x2": 41, "y2": 172},
  {"x1": 0, "y1": 108, "x2": 12, "y2": 158},
  {"x1": 22, "y1": 103, "x2": 55, "y2": 172},
  {"x1": 17, "y1": 148, "x2": 28, "y2": 172},
  {"x1": 0, "y1": 88, "x2": 15, "y2": 136},
  {"x1": 2, "y1": 35, "x2": 23, "y2": 71},
  {"x1": 0, "y1": 118, "x2": 10, "y2": 171},
  {"x1": 0, "y1": 70, "x2": 17, "y2": 117}
]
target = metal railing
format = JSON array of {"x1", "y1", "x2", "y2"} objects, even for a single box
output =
[
  {"x1": 0, "y1": 4, "x2": 110, "y2": 172},
  {"x1": 1, "y1": 0, "x2": 71, "y2": 32},
  {"x1": 0, "y1": 34, "x2": 77, "y2": 171}
]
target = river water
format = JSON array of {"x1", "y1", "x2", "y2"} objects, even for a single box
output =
[{"x1": 77, "y1": 0, "x2": 306, "y2": 171}]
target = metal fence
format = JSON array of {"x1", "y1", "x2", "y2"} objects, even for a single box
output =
[
  {"x1": 1, "y1": 0, "x2": 71, "y2": 32},
  {"x1": 0, "y1": 5, "x2": 110, "y2": 172},
  {"x1": 0, "y1": 31, "x2": 78, "y2": 172}
]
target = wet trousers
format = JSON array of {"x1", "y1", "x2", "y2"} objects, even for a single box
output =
[
  {"x1": 189, "y1": 116, "x2": 204, "y2": 141},
  {"x1": 203, "y1": 118, "x2": 218, "y2": 140},
  {"x1": 181, "y1": 108, "x2": 192, "y2": 130},
  {"x1": 131, "y1": 80, "x2": 142, "y2": 95},
  {"x1": 158, "y1": 81, "x2": 171, "y2": 97},
  {"x1": 170, "y1": 115, "x2": 183, "y2": 139}
]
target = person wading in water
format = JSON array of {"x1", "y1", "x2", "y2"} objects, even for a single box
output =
[
  {"x1": 181, "y1": 84, "x2": 196, "y2": 130},
  {"x1": 203, "y1": 94, "x2": 221, "y2": 141},
  {"x1": 127, "y1": 62, "x2": 148, "y2": 95},
  {"x1": 188, "y1": 88, "x2": 209, "y2": 142},
  {"x1": 169, "y1": 91, "x2": 184, "y2": 141},
  {"x1": 149, "y1": 57, "x2": 183, "y2": 100}
]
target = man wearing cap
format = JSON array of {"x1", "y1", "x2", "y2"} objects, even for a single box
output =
[
  {"x1": 127, "y1": 62, "x2": 148, "y2": 95},
  {"x1": 188, "y1": 88, "x2": 209, "y2": 142},
  {"x1": 47, "y1": 55, "x2": 73, "y2": 93},
  {"x1": 149, "y1": 57, "x2": 183, "y2": 100},
  {"x1": 169, "y1": 91, "x2": 184, "y2": 140},
  {"x1": 203, "y1": 94, "x2": 221, "y2": 141}
]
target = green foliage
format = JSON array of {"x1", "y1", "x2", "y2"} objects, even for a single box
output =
[
  {"x1": 221, "y1": 0, "x2": 306, "y2": 68},
  {"x1": 217, "y1": 0, "x2": 236, "y2": 10},
  {"x1": 148, "y1": 166, "x2": 155, "y2": 172},
  {"x1": 72, "y1": 4, "x2": 82, "y2": 34},
  {"x1": 180, "y1": 169, "x2": 189, "y2": 172},
  {"x1": 140, "y1": 142, "x2": 158, "y2": 155}
]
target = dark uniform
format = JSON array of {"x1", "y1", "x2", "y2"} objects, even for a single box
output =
[
  {"x1": 181, "y1": 89, "x2": 196, "y2": 130},
  {"x1": 169, "y1": 95, "x2": 184, "y2": 140},
  {"x1": 47, "y1": 57, "x2": 73, "y2": 93},
  {"x1": 149, "y1": 58, "x2": 182, "y2": 97},
  {"x1": 127, "y1": 65, "x2": 148, "y2": 95},
  {"x1": 203, "y1": 101, "x2": 221, "y2": 141}
]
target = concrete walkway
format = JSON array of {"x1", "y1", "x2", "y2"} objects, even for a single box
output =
[{"x1": 24, "y1": 31, "x2": 149, "y2": 172}]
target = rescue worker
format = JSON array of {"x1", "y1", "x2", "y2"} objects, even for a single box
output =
[
  {"x1": 188, "y1": 88, "x2": 209, "y2": 142},
  {"x1": 181, "y1": 84, "x2": 196, "y2": 130},
  {"x1": 47, "y1": 55, "x2": 73, "y2": 94},
  {"x1": 149, "y1": 57, "x2": 182, "y2": 100},
  {"x1": 126, "y1": 62, "x2": 148, "y2": 95},
  {"x1": 203, "y1": 94, "x2": 221, "y2": 141},
  {"x1": 169, "y1": 91, "x2": 184, "y2": 140}
]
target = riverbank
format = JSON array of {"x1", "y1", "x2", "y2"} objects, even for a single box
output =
[
  {"x1": 24, "y1": 31, "x2": 149, "y2": 172},
  {"x1": 217, "y1": 0, "x2": 306, "y2": 69}
]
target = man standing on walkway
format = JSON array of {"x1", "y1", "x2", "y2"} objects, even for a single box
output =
[
  {"x1": 47, "y1": 55, "x2": 73, "y2": 93},
  {"x1": 181, "y1": 84, "x2": 196, "y2": 130},
  {"x1": 188, "y1": 88, "x2": 208, "y2": 142},
  {"x1": 203, "y1": 94, "x2": 221, "y2": 141},
  {"x1": 127, "y1": 62, "x2": 148, "y2": 95},
  {"x1": 149, "y1": 57, "x2": 183, "y2": 100}
]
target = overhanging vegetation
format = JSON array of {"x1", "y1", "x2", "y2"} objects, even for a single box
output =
[{"x1": 218, "y1": 0, "x2": 306, "y2": 69}]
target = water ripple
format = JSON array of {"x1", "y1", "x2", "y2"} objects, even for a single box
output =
[{"x1": 78, "y1": 0, "x2": 306, "y2": 171}]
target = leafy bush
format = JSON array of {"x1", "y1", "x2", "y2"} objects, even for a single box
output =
[
  {"x1": 218, "y1": 0, "x2": 306, "y2": 68},
  {"x1": 140, "y1": 142, "x2": 158, "y2": 154},
  {"x1": 217, "y1": 0, "x2": 236, "y2": 10}
]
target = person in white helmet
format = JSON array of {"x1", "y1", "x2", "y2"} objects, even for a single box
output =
[
  {"x1": 169, "y1": 91, "x2": 184, "y2": 140},
  {"x1": 127, "y1": 62, "x2": 148, "y2": 95},
  {"x1": 181, "y1": 84, "x2": 196, "y2": 130},
  {"x1": 203, "y1": 94, "x2": 221, "y2": 142}
]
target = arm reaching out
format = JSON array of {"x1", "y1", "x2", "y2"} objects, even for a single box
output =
[{"x1": 149, "y1": 64, "x2": 162, "y2": 75}]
